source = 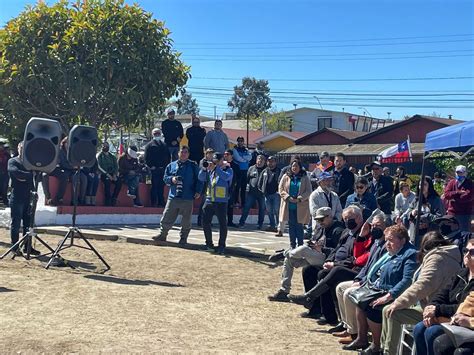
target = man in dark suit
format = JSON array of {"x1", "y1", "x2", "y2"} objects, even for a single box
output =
[{"x1": 369, "y1": 161, "x2": 393, "y2": 215}]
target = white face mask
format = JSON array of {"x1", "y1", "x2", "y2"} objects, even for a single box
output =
[{"x1": 154, "y1": 136, "x2": 162, "y2": 141}]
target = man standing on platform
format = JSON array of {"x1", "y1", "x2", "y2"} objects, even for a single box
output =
[
  {"x1": 161, "y1": 108, "x2": 183, "y2": 161},
  {"x1": 203, "y1": 119, "x2": 229, "y2": 155},
  {"x1": 186, "y1": 114, "x2": 207, "y2": 164},
  {"x1": 144, "y1": 128, "x2": 170, "y2": 208}
]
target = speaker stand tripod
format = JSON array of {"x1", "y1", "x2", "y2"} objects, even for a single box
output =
[
  {"x1": 0, "y1": 172, "x2": 57, "y2": 261},
  {"x1": 45, "y1": 170, "x2": 110, "y2": 271}
]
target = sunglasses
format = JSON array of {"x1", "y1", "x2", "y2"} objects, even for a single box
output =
[
  {"x1": 462, "y1": 248, "x2": 474, "y2": 257},
  {"x1": 355, "y1": 185, "x2": 366, "y2": 190}
]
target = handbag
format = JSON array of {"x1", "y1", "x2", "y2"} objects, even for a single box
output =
[{"x1": 348, "y1": 282, "x2": 387, "y2": 311}]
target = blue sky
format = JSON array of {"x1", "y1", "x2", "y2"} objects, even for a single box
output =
[{"x1": 1, "y1": 0, "x2": 473, "y2": 121}]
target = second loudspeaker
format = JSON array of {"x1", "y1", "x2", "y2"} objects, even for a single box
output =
[{"x1": 68, "y1": 125, "x2": 98, "y2": 168}]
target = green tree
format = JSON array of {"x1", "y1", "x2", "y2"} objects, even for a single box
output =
[
  {"x1": 176, "y1": 92, "x2": 199, "y2": 115},
  {"x1": 228, "y1": 77, "x2": 272, "y2": 120},
  {"x1": 431, "y1": 153, "x2": 473, "y2": 179},
  {"x1": 247, "y1": 109, "x2": 293, "y2": 133},
  {"x1": 0, "y1": 0, "x2": 189, "y2": 140}
]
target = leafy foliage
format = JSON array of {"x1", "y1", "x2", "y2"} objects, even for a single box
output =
[
  {"x1": 176, "y1": 92, "x2": 199, "y2": 115},
  {"x1": 227, "y1": 77, "x2": 272, "y2": 119},
  {"x1": 247, "y1": 109, "x2": 293, "y2": 132},
  {"x1": 430, "y1": 153, "x2": 473, "y2": 179},
  {"x1": 0, "y1": 0, "x2": 189, "y2": 140}
]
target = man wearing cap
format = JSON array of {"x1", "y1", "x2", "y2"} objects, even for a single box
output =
[
  {"x1": 232, "y1": 136, "x2": 252, "y2": 208},
  {"x1": 435, "y1": 215, "x2": 472, "y2": 253},
  {"x1": 153, "y1": 146, "x2": 203, "y2": 244},
  {"x1": 258, "y1": 156, "x2": 281, "y2": 232},
  {"x1": 186, "y1": 114, "x2": 207, "y2": 163},
  {"x1": 444, "y1": 165, "x2": 473, "y2": 232},
  {"x1": 203, "y1": 119, "x2": 229, "y2": 156},
  {"x1": 250, "y1": 141, "x2": 268, "y2": 166},
  {"x1": 369, "y1": 161, "x2": 393, "y2": 215},
  {"x1": 161, "y1": 108, "x2": 184, "y2": 161},
  {"x1": 198, "y1": 152, "x2": 233, "y2": 254},
  {"x1": 309, "y1": 172, "x2": 343, "y2": 232},
  {"x1": 238, "y1": 154, "x2": 266, "y2": 229},
  {"x1": 268, "y1": 206, "x2": 345, "y2": 303},
  {"x1": 0, "y1": 140, "x2": 11, "y2": 205},
  {"x1": 310, "y1": 151, "x2": 334, "y2": 187},
  {"x1": 144, "y1": 128, "x2": 170, "y2": 207},
  {"x1": 118, "y1": 146, "x2": 143, "y2": 207}
]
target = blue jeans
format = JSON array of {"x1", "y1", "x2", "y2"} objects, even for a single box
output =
[
  {"x1": 9, "y1": 195, "x2": 31, "y2": 246},
  {"x1": 86, "y1": 174, "x2": 99, "y2": 196},
  {"x1": 123, "y1": 174, "x2": 140, "y2": 201},
  {"x1": 239, "y1": 192, "x2": 266, "y2": 227},
  {"x1": 413, "y1": 321, "x2": 444, "y2": 355},
  {"x1": 265, "y1": 193, "x2": 280, "y2": 228},
  {"x1": 288, "y1": 208, "x2": 304, "y2": 248}
]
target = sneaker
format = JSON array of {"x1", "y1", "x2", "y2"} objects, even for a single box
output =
[
  {"x1": 268, "y1": 249, "x2": 285, "y2": 262},
  {"x1": 216, "y1": 246, "x2": 225, "y2": 255},
  {"x1": 126, "y1": 192, "x2": 136, "y2": 199},
  {"x1": 204, "y1": 244, "x2": 215, "y2": 252},
  {"x1": 12, "y1": 248, "x2": 23, "y2": 257},
  {"x1": 133, "y1": 202, "x2": 144, "y2": 208},
  {"x1": 274, "y1": 231, "x2": 283, "y2": 237},
  {"x1": 268, "y1": 289, "x2": 290, "y2": 302},
  {"x1": 288, "y1": 294, "x2": 313, "y2": 309},
  {"x1": 152, "y1": 233, "x2": 167, "y2": 242},
  {"x1": 265, "y1": 226, "x2": 278, "y2": 232}
]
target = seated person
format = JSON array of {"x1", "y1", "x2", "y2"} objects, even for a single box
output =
[
  {"x1": 288, "y1": 206, "x2": 371, "y2": 313},
  {"x1": 267, "y1": 207, "x2": 344, "y2": 302},
  {"x1": 435, "y1": 215, "x2": 472, "y2": 255},
  {"x1": 393, "y1": 182, "x2": 416, "y2": 224},
  {"x1": 82, "y1": 160, "x2": 99, "y2": 206},
  {"x1": 342, "y1": 225, "x2": 418, "y2": 353},
  {"x1": 414, "y1": 239, "x2": 474, "y2": 355},
  {"x1": 295, "y1": 206, "x2": 365, "y2": 326},
  {"x1": 97, "y1": 142, "x2": 121, "y2": 206},
  {"x1": 345, "y1": 176, "x2": 377, "y2": 221},
  {"x1": 333, "y1": 215, "x2": 388, "y2": 344},
  {"x1": 118, "y1": 146, "x2": 143, "y2": 207},
  {"x1": 433, "y1": 291, "x2": 474, "y2": 355},
  {"x1": 381, "y1": 231, "x2": 462, "y2": 355}
]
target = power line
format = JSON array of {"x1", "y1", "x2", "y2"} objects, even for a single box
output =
[
  {"x1": 178, "y1": 39, "x2": 473, "y2": 50},
  {"x1": 183, "y1": 49, "x2": 474, "y2": 58},
  {"x1": 191, "y1": 76, "x2": 474, "y2": 82},
  {"x1": 177, "y1": 33, "x2": 474, "y2": 45}
]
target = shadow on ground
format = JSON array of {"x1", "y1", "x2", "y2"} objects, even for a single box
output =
[{"x1": 84, "y1": 274, "x2": 184, "y2": 287}]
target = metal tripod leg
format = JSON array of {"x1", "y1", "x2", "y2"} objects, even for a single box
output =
[
  {"x1": 75, "y1": 229, "x2": 110, "y2": 271},
  {"x1": 45, "y1": 229, "x2": 74, "y2": 269},
  {"x1": 0, "y1": 230, "x2": 56, "y2": 260}
]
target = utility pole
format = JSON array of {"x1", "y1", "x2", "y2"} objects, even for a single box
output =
[
  {"x1": 387, "y1": 112, "x2": 391, "y2": 119},
  {"x1": 214, "y1": 106, "x2": 216, "y2": 119},
  {"x1": 293, "y1": 103, "x2": 297, "y2": 110}
]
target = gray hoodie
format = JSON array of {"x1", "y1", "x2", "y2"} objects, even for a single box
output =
[{"x1": 203, "y1": 129, "x2": 229, "y2": 154}]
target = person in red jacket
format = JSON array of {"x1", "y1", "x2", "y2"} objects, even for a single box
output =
[
  {"x1": 444, "y1": 165, "x2": 473, "y2": 232},
  {"x1": 288, "y1": 206, "x2": 372, "y2": 316}
]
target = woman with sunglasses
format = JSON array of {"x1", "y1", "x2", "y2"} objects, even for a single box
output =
[
  {"x1": 345, "y1": 176, "x2": 378, "y2": 221},
  {"x1": 413, "y1": 238, "x2": 474, "y2": 355}
]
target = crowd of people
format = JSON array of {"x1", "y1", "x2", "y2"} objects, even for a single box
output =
[{"x1": 3, "y1": 111, "x2": 474, "y2": 353}]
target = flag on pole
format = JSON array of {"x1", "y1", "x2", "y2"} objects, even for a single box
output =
[{"x1": 378, "y1": 138, "x2": 412, "y2": 163}]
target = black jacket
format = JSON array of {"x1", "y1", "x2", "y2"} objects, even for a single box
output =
[
  {"x1": 186, "y1": 126, "x2": 206, "y2": 161},
  {"x1": 246, "y1": 165, "x2": 265, "y2": 196},
  {"x1": 429, "y1": 268, "x2": 474, "y2": 318},
  {"x1": 161, "y1": 119, "x2": 184, "y2": 147},
  {"x1": 258, "y1": 166, "x2": 281, "y2": 195},
  {"x1": 249, "y1": 148, "x2": 268, "y2": 166},
  {"x1": 333, "y1": 166, "x2": 355, "y2": 207},
  {"x1": 370, "y1": 175, "x2": 394, "y2": 214},
  {"x1": 325, "y1": 227, "x2": 360, "y2": 269},
  {"x1": 144, "y1": 139, "x2": 171, "y2": 169},
  {"x1": 313, "y1": 220, "x2": 345, "y2": 250},
  {"x1": 8, "y1": 156, "x2": 34, "y2": 199}
]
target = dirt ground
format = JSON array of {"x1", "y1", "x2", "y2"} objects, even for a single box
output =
[{"x1": 0, "y1": 229, "x2": 352, "y2": 354}]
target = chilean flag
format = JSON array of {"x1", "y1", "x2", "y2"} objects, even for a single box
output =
[{"x1": 378, "y1": 138, "x2": 412, "y2": 163}]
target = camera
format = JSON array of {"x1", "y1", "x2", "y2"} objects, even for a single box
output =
[
  {"x1": 175, "y1": 175, "x2": 184, "y2": 197},
  {"x1": 202, "y1": 161, "x2": 209, "y2": 168}
]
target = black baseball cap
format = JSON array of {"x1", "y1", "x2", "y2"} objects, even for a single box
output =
[{"x1": 212, "y1": 152, "x2": 224, "y2": 161}]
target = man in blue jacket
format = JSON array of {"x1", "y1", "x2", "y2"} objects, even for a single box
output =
[
  {"x1": 153, "y1": 146, "x2": 203, "y2": 244},
  {"x1": 198, "y1": 152, "x2": 233, "y2": 255}
]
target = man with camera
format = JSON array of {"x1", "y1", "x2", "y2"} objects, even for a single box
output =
[
  {"x1": 198, "y1": 152, "x2": 233, "y2": 254},
  {"x1": 153, "y1": 146, "x2": 203, "y2": 244},
  {"x1": 8, "y1": 141, "x2": 40, "y2": 255}
]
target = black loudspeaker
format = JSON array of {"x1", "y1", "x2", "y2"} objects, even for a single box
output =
[
  {"x1": 22, "y1": 117, "x2": 61, "y2": 173},
  {"x1": 67, "y1": 125, "x2": 98, "y2": 168}
]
